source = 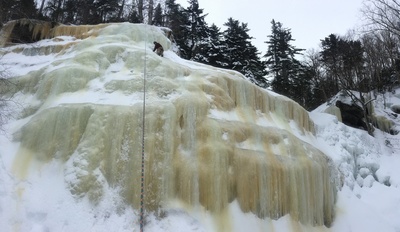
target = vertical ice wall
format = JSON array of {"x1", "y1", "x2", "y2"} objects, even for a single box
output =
[{"x1": 4, "y1": 22, "x2": 338, "y2": 228}]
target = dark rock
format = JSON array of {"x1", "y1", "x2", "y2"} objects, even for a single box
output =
[
  {"x1": 336, "y1": 101, "x2": 368, "y2": 130},
  {"x1": 391, "y1": 105, "x2": 400, "y2": 114}
]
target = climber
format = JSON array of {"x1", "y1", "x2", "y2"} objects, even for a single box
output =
[{"x1": 153, "y1": 41, "x2": 164, "y2": 57}]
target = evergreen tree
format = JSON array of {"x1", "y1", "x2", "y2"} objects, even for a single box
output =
[
  {"x1": 223, "y1": 18, "x2": 267, "y2": 87},
  {"x1": 165, "y1": 0, "x2": 188, "y2": 55},
  {"x1": 293, "y1": 64, "x2": 314, "y2": 109},
  {"x1": 128, "y1": 1, "x2": 141, "y2": 23},
  {"x1": 193, "y1": 24, "x2": 227, "y2": 67},
  {"x1": 321, "y1": 34, "x2": 368, "y2": 95},
  {"x1": 152, "y1": 3, "x2": 163, "y2": 26},
  {"x1": 302, "y1": 49, "x2": 331, "y2": 110},
  {"x1": 180, "y1": 0, "x2": 209, "y2": 60},
  {"x1": 264, "y1": 19, "x2": 305, "y2": 100},
  {"x1": 245, "y1": 43, "x2": 268, "y2": 88},
  {"x1": 320, "y1": 34, "x2": 341, "y2": 96}
]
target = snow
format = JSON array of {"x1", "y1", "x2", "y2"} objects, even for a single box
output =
[
  {"x1": 1, "y1": 23, "x2": 400, "y2": 232},
  {"x1": 310, "y1": 93, "x2": 400, "y2": 232}
]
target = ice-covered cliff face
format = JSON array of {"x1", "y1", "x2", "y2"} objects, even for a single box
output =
[{"x1": 2, "y1": 22, "x2": 338, "y2": 230}]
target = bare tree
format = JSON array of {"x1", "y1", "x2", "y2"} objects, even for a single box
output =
[
  {"x1": 362, "y1": 0, "x2": 400, "y2": 86},
  {"x1": 304, "y1": 49, "x2": 329, "y2": 102},
  {"x1": 38, "y1": 0, "x2": 46, "y2": 16},
  {"x1": 117, "y1": 0, "x2": 126, "y2": 20},
  {"x1": 337, "y1": 37, "x2": 375, "y2": 135},
  {"x1": 362, "y1": 0, "x2": 400, "y2": 37}
]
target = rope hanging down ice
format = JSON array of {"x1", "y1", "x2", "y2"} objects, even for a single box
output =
[{"x1": 140, "y1": 25, "x2": 148, "y2": 232}]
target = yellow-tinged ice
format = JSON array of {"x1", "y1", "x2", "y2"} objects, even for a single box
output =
[{"x1": 4, "y1": 22, "x2": 338, "y2": 228}]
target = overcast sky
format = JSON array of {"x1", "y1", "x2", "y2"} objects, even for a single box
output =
[{"x1": 176, "y1": 0, "x2": 365, "y2": 56}]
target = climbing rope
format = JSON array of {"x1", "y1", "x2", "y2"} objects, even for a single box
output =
[{"x1": 140, "y1": 25, "x2": 148, "y2": 232}]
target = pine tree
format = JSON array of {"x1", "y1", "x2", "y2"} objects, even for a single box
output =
[
  {"x1": 128, "y1": 1, "x2": 141, "y2": 23},
  {"x1": 223, "y1": 18, "x2": 247, "y2": 71},
  {"x1": 152, "y1": 3, "x2": 163, "y2": 26},
  {"x1": 245, "y1": 43, "x2": 268, "y2": 88},
  {"x1": 165, "y1": 0, "x2": 188, "y2": 55},
  {"x1": 264, "y1": 19, "x2": 304, "y2": 100},
  {"x1": 179, "y1": 0, "x2": 209, "y2": 60},
  {"x1": 320, "y1": 34, "x2": 341, "y2": 96},
  {"x1": 223, "y1": 18, "x2": 267, "y2": 87},
  {"x1": 193, "y1": 24, "x2": 227, "y2": 67}
]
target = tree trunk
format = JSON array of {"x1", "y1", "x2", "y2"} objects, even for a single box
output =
[
  {"x1": 53, "y1": 0, "x2": 64, "y2": 22},
  {"x1": 138, "y1": 0, "x2": 144, "y2": 23},
  {"x1": 147, "y1": 0, "x2": 154, "y2": 24},
  {"x1": 361, "y1": 94, "x2": 375, "y2": 136},
  {"x1": 118, "y1": 0, "x2": 126, "y2": 21},
  {"x1": 38, "y1": 0, "x2": 46, "y2": 16}
]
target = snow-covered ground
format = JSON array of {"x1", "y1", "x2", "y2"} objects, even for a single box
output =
[
  {"x1": 0, "y1": 23, "x2": 399, "y2": 232},
  {"x1": 311, "y1": 93, "x2": 400, "y2": 232}
]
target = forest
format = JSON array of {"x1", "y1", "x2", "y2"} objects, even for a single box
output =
[{"x1": 1, "y1": 0, "x2": 400, "y2": 111}]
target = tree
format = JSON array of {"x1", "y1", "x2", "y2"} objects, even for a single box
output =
[
  {"x1": 117, "y1": 0, "x2": 126, "y2": 21},
  {"x1": 1, "y1": 0, "x2": 37, "y2": 25},
  {"x1": 164, "y1": 0, "x2": 187, "y2": 52},
  {"x1": 63, "y1": 0, "x2": 78, "y2": 23},
  {"x1": 362, "y1": 0, "x2": 400, "y2": 87},
  {"x1": 295, "y1": 64, "x2": 315, "y2": 109},
  {"x1": 44, "y1": 0, "x2": 65, "y2": 22},
  {"x1": 362, "y1": 0, "x2": 400, "y2": 37},
  {"x1": 320, "y1": 34, "x2": 342, "y2": 96},
  {"x1": 320, "y1": 33, "x2": 375, "y2": 135},
  {"x1": 195, "y1": 24, "x2": 227, "y2": 67},
  {"x1": 303, "y1": 49, "x2": 330, "y2": 109},
  {"x1": 241, "y1": 42, "x2": 268, "y2": 88},
  {"x1": 38, "y1": 0, "x2": 47, "y2": 17},
  {"x1": 362, "y1": 31, "x2": 400, "y2": 94},
  {"x1": 18, "y1": 0, "x2": 37, "y2": 19},
  {"x1": 137, "y1": 0, "x2": 144, "y2": 23},
  {"x1": 321, "y1": 34, "x2": 369, "y2": 94},
  {"x1": 152, "y1": 3, "x2": 163, "y2": 26},
  {"x1": 223, "y1": 18, "x2": 267, "y2": 87},
  {"x1": 147, "y1": 0, "x2": 154, "y2": 24},
  {"x1": 96, "y1": 0, "x2": 121, "y2": 23},
  {"x1": 340, "y1": 39, "x2": 374, "y2": 135},
  {"x1": 0, "y1": 0, "x2": 14, "y2": 26},
  {"x1": 179, "y1": 0, "x2": 209, "y2": 60},
  {"x1": 264, "y1": 19, "x2": 305, "y2": 101},
  {"x1": 128, "y1": 1, "x2": 142, "y2": 23}
]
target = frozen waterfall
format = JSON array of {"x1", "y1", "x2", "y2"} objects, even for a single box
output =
[{"x1": 1, "y1": 21, "x2": 338, "y2": 231}]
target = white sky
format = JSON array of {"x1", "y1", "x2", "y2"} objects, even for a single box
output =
[{"x1": 176, "y1": 0, "x2": 365, "y2": 55}]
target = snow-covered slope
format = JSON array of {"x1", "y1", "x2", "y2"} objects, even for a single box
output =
[
  {"x1": 311, "y1": 91, "x2": 400, "y2": 232},
  {"x1": 0, "y1": 22, "x2": 399, "y2": 232}
]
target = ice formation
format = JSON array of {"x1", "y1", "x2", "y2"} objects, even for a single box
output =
[{"x1": 2, "y1": 22, "x2": 338, "y2": 229}]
